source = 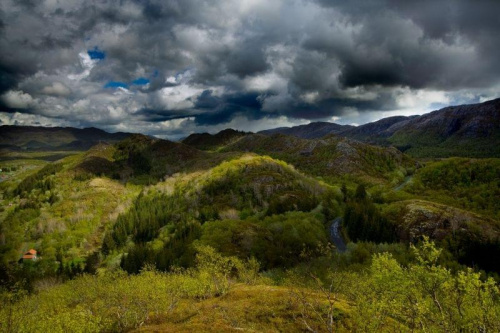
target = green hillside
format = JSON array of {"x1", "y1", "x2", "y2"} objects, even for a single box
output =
[
  {"x1": 0, "y1": 149, "x2": 141, "y2": 267},
  {"x1": 406, "y1": 158, "x2": 500, "y2": 219},
  {"x1": 2, "y1": 239, "x2": 499, "y2": 332},
  {"x1": 104, "y1": 154, "x2": 339, "y2": 273}
]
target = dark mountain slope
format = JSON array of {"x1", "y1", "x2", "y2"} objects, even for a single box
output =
[
  {"x1": 255, "y1": 98, "x2": 500, "y2": 157},
  {"x1": 0, "y1": 125, "x2": 132, "y2": 151},
  {"x1": 338, "y1": 116, "x2": 415, "y2": 143},
  {"x1": 68, "y1": 134, "x2": 211, "y2": 182},
  {"x1": 259, "y1": 122, "x2": 353, "y2": 139},
  {"x1": 387, "y1": 98, "x2": 500, "y2": 157},
  {"x1": 112, "y1": 134, "x2": 205, "y2": 180}
]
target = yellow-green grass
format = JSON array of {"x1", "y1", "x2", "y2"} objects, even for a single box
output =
[{"x1": 135, "y1": 284, "x2": 351, "y2": 333}]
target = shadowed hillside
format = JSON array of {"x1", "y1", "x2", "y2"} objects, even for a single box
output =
[
  {"x1": 338, "y1": 116, "x2": 416, "y2": 143},
  {"x1": 221, "y1": 133, "x2": 414, "y2": 183},
  {"x1": 182, "y1": 129, "x2": 249, "y2": 151},
  {"x1": 386, "y1": 98, "x2": 500, "y2": 157}
]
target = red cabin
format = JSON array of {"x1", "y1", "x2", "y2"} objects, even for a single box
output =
[{"x1": 22, "y1": 249, "x2": 38, "y2": 261}]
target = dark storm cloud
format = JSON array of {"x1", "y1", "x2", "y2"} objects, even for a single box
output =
[
  {"x1": 0, "y1": 0, "x2": 499, "y2": 137},
  {"x1": 193, "y1": 92, "x2": 263, "y2": 126},
  {"x1": 195, "y1": 90, "x2": 221, "y2": 109},
  {"x1": 137, "y1": 91, "x2": 262, "y2": 125},
  {"x1": 134, "y1": 108, "x2": 187, "y2": 122},
  {"x1": 225, "y1": 39, "x2": 269, "y2": 78},
  {"x1": 0, "y1": 65, "x2": 17, "y2": 94},
  {"x1": 313, "y1": 0, "x2": 500, "y2": 90}
]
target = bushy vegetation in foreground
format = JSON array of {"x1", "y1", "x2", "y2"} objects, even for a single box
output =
[
  {"x1": 1, "y1": 241, "x2": 499, "y2": 332},
  {"x1": 0, "y1": 246, "x2": 260, "y2": 332},
  {"x1": 339, "y1": 241, "x2": 500, "y2": 332}
]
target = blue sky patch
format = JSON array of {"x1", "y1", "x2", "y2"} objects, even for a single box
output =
[
  {"x1": 132, "y1": 77, "x2": 150, "y2": 85},
  {"x1": 88, "y1": 47, "x2": 106, "y2": 60},
  {"x1": 104, "y1": 81, "x2": 129, "y2": 89}
]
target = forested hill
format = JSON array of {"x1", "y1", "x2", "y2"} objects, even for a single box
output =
[{"x1": 220, "y1": 133, "x2": 415, "y2": 183}]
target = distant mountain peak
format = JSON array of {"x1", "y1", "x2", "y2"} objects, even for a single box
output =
[
  {"x1": 258, "y1": 121, "x2": 353, "y2": 139},
  {"x1": 253, "y1": 98, "x2": 499, "y2": 158}
]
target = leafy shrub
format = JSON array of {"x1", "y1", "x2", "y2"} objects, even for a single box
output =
[{"x1": 0, "y1": 246, "x2": 253, "y2": 332}]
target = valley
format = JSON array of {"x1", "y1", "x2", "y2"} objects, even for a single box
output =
[{"x1": 0, "y1": 99, "x2": 499, "y2": 332}]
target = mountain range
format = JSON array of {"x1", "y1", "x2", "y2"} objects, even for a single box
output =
[
  {"x1": 0, "y1": 126, "x2": 132, "y2": 151},
  {"x1": 257, "y1": 98, "x2": 500, "y2": 157},
  {"x1": 2, "y1": 98, "x2": 498, "y2": 158}
]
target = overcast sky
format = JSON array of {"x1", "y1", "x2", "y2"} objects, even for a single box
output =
[{"x1": 1, "y1": 0, "x2": 499, "y2": 139}]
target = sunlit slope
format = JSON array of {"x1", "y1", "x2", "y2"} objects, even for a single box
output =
[{"x1": 0, "y1": 147, "x2": 141, "y2": 264}]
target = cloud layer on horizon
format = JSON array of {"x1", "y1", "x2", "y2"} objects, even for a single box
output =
[{"x1": 1, "y1": 0, "x2": 499, "y2": 139}]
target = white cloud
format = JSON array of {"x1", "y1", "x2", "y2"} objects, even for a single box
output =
[
  {"x1": 68, "y1": 52, "x2": 98, "y2": 81},
  {"x1": 243, "y1": 72, "x2": 287, "y2": 93},
  {"x1": 395, "y1": 88, "x2": 450, "y2": 109},
  {"x1": 155, "y1": 85, "x2": 203, "y2": 110},
  {"x1": 0, "y1": 111, "x2": 71, "y2": 127},
  {"x1": 41, "y1": 82, "x2": 71, "y2": 96},
  {"x1": 165, "y1": 68, "x2": 197, "y2": 85},
  {"x1": 160, "y1": 117, "x2": 195, "y2": 130},
  {"x1": 115, "y1": 87, "x2": 133, "y2": 95},
  {"x1": 301, "y1": 91, "x2": 320, "y2": 104},
  {"x1": 1, "y1": 90, "x2": 35, "y2": 109}
]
